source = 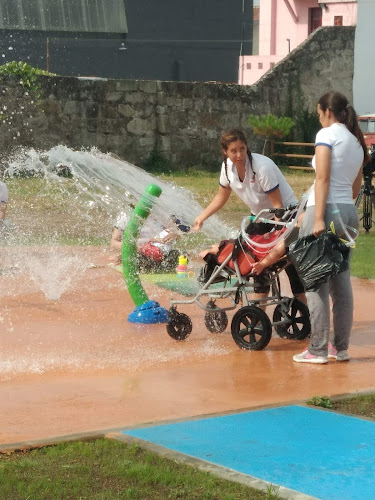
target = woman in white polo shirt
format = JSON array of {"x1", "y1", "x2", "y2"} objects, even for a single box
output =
[
  {"x1": 293, "y1": 91, "x2": 369, "y2": 365},
  {"x1": 193, "y1": 129, "x2": 297, "y2": 228},
  {"x1": 193, "y1": 128, "x2": 303, "y2": 302}
]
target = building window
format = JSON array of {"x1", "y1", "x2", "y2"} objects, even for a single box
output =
[
  {"x1": 334, "y1": 16, "x2": 343, "y2": 26},
  {"x1": 258, "y1": 62, "x2": 263, "y2": 69},
  {"x1": 309, "y1": 7, "x2": 322, "y2": 34},
  {"x1": 270, "y1": 62, "x2": 275, "y2": 68},
  {"x1": 246, "y1": 63, "x2": 251, "y2": 69}
]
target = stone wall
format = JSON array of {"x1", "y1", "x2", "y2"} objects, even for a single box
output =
[{"x1": 0, "y1": 26, "x2": 355, "y2": 170}]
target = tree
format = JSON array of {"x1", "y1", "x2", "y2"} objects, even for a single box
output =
[{"x1": 248, "y1": 114, "x2": 295, "y2": 155}]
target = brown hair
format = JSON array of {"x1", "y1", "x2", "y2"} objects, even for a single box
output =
[
  {"x1": 318, "y1": 91, "x2": 370, "y2": 164},
  {"x1": 220, "y1": 129, "x2": 253, "y2": 182}
]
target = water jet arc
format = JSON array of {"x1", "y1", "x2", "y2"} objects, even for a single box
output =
[{"x1": 122, "y1": 183, "x2": 168, "y2": 323}]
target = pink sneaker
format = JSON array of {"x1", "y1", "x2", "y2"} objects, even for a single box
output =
[
  {"x1": 293, "y1": 349, "x2": 328, "y2": 364},
  {"x1": 328, "y1": 343, "x2": 338, "y2": 359},
  {"x1": 328, "y1": 343, "x2": 350, "y2": 361}
]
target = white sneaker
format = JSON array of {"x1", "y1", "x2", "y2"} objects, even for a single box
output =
[{"x1": 293, "y1": 349, "x2": 328, "y2": 364}]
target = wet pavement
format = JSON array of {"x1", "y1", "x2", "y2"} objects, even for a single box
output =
[{"x1": 1, "y1": 246, "x2": 375, "y2": 498}]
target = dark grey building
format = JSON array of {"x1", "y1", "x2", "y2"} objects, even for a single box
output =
[{"x1": 0, "y1": 0, "x2": 252, "y2": 83}]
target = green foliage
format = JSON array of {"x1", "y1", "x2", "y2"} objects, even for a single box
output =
[
  {"x1": 307, "y1": 396, "x2": 333, "y2": 409},
  {"x1": 0, "y1": 61, "x2": 53, "y2": 103},
  {"x1": 143, "y1": 146, "x2": 172, "y2": 173},
  {"x1": 248, "y1": 113, "x2": 295, "y2": 140},
  {"x1": 265, "y1": 484, "x2": 281, "y2": 499},
  {"x1": 6, "y1": 167, "x2": 44, "y2": 179},
  {"x1": 294, "y1": 109, "x2": 321, "y2": 143}
]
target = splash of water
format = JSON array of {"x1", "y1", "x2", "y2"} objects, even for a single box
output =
[
  {"x1": 6, "y1": 145, "x2": 235, "y2": 240},
  {"x1": 24, "y1": 249, "x2": 86, "y2": 300},
  {"x1": 3, "y1": 145, "x2": 235, "y2": 300},
  {"x1": 1, "y1": 146, "x2": 238, "y2": 380}
]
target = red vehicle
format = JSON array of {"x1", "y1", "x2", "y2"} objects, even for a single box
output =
[{"x1": 358, "y1": 114, "x2": 375, "y2": 149}]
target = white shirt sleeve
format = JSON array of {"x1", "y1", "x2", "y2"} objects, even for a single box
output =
[
  {"x1": 315, "y1": 127, "x2": 334, "y2": 149},
  {"x1": 256, "y1": 158, "x2": 280, "y2": 193}
]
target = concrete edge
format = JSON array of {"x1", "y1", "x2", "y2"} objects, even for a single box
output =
[
  {"x1": 1, "y1": 390, "x2": 374, "y2": 453},
  {"x1": 106, "y1": 432, "x2": 318, "y2": 500},
  {"x1": 0, "y1": 429, "x2": 106, "y2": 453}
]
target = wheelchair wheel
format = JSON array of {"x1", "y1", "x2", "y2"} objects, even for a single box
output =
[
  {"x1": 231, "y1": 306, "x2": 272, "y2": 351},
  {"x1": 273, "y1": 298, "x2": 310, "y2": 340},
  {"x1": 204, "y1": 300, "x2": 228, "y2": 333},
  {"x1": 166, "y1": 309, "x2": 192, "y2": 341}
]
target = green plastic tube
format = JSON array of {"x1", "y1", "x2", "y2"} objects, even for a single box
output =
[{"x1": 122, "y1": 184, "x2": 162, "y2": 307}]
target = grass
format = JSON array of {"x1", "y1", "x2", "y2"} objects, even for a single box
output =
[
  {"x1": 351, "y1": 230, "x2": 375, "y2": 279},
  {"x1": 0, "y1": 439, "x2": 277, "y2": 500},
  {"x1": 308, "y1": 392, "x2": 375, "y2": 420},
  {"x1": 4, "y1": 177, "x2": 111, "y2": 246}
]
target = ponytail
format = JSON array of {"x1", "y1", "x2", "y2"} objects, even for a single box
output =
[
  {"x1": 345, "y1": 106, "x2": 370, "y2": 165},
  {"x1": 318, "y1": 91, "x2": 370, "y2": 164}
]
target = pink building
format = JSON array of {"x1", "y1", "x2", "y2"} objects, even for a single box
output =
[{"x1": 240, "y1": 0, "x2": 358, "y2": 85}]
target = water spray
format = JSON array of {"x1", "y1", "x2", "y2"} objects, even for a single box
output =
[{"x1": 122, "y1": 184, "x2": 169, "y2": 324}]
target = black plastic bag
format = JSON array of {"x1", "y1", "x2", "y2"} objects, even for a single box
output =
[{"x1": 287, "y1": 231, "x2": 350, "y2": 292}]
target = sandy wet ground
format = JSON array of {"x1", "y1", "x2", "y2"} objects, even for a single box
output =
[{"x1": 1, "y1": 246, "x2": 375, "y2": 449}]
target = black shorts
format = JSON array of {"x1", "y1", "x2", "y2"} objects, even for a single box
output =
[
  {"x1": 253, "y1": 273, "x2": 271, "y2": 294},
  {"x1": 253, "y1": 264, "x2": 304, "y2": 295}
]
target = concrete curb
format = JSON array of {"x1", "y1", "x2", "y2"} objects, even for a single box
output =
[{"x1": 107, "y1": 431, "x2": 318, "y2": 500}]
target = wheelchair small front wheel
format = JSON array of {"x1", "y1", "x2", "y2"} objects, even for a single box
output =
[
  {"x1": 166, "y1": 309, "x2": 192, "y2": 341},
  {"x1": 231, "y1": 306, "x2": 272, "y2": 351}
]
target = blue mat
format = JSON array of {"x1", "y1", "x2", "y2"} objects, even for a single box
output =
[{"x1": 123, "y1": 405, "x2": 375, "y2": 500}]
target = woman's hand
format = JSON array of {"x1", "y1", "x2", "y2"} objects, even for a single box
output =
[
  {"x1": 192, "y1": 218, "x2": 204, "y2": 231},
  {"x1": 313, "y1": 219, "x2": 326, "y2": 238},
  {"x1": 192, "y1": 186, "x2": 232, "y2": 232}
]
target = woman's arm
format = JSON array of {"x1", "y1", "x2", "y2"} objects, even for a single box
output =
[
  {"x1": 252, "y1": 240, "x2": 287, "y2": 275},
  {"x1": 313, "y1": 145, "x2": 331, "y2": 237},
  {"x1": 266, "y1": 187, "x2": 283, "y2": 210},
  {"x1": 352, "y1": 166, "x2": 363, "y2": 200},
  {"x1": 110, "y1": 228, "x2": 123, "y2": 251},
  {"x1": 192, "y1": 185, "x2": 231, "y2": 230}
]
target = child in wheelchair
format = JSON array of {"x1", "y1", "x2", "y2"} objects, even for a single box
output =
[{"x1": 198, "y1": 212, "x2": 306, "y2": 304}]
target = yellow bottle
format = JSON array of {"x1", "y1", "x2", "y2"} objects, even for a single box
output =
[{"x1": 176, "y1": 255, "x2": 188, "y2": 278}]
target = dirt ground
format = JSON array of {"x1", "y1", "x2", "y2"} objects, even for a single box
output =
[{"x1": 1, "y1": 246, "x2": 375, "y2": 450}]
